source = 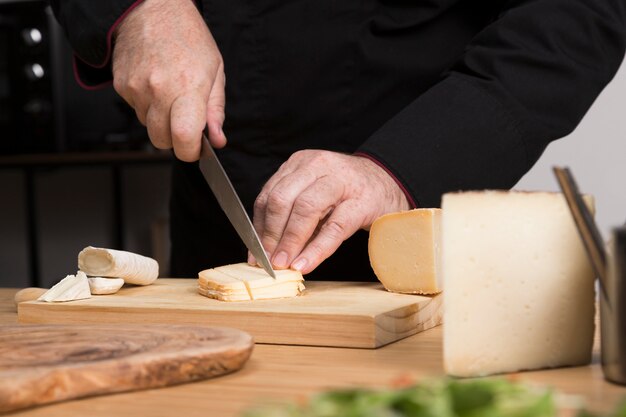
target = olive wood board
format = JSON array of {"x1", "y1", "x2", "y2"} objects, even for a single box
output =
[
  {"x1": 17, "y1": 280, "x2": 443, "y2": 349},
  {"x1": 0, "y1": 324, "x2": 253, "y2": 414}
]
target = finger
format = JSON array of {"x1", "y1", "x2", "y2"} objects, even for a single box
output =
[
  {"x1": 290, "y1": 200, "x2": 364, "y2": 274},
  {"x1": 170, "y1": 94, "x2": 207, "y2": 162},
  {"x1": 112, "y1": 71, "x2": 137, "y2": 110},
  {"x1": 252, "y1": 159, "x2": 302, "y2": 253},
  {"x1": 128, "y1": 93, "x2": 150, "y2": 126},
  {"x1": 247, "y1": 251, "x2": 257, "y2": 266},
  {"x1": 256, "y1": 169, "x2": 317, "y2": 265},
  {"x1": 271, "y1": 178, "x2": 344, "y2": 269},
  {"x1": 207, "y1": 66, "x2": 227, "y2": 149},
  {"x1": 145, "y1": 103, "x2": 173, "y2": 150}
]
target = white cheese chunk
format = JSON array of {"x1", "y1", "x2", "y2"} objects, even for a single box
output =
[
  {"x1": 87, "y1": 277, "x2": 125, "y2": 295},
  {"x1": 442, "y1": 191, "x2": 596, "y2": 377},
  {"x1": 38, "y1": 271, "x2": 91, "y2": 302},
  {"x1": 78, "y1": 246, "x2": 158, "y2": 286},
  {"x1": 369, "y1": 209, "x2": 442, "y2": 294}
]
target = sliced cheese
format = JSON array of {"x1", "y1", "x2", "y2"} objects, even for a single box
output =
[
  {"x1": 198, "y1": 269, "x2": 252, "y2": 301},
  {"x1": 369, "y1": 209, "x2": 442, "y2": 294},
  {"x1": 442, "y1": 190, "x2": 596, "y2": 377},
  {"x1": 198, "y1": 263, "x2": 305, "y2": 301},
  {"x1": 38, "y1": 271, "x2": 91, "y2": 302}
]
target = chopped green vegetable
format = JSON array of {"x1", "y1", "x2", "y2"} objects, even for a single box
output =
[{"x1": 242, "y1": 379, "x2": 626, "y2": 417}]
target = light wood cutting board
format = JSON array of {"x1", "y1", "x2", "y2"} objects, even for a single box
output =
[
  {"x1": 18, "y1": 280, "x2": 442, "y2": 348},
  {"x1": 0, "y1": 324, "x2": 253, "y2": 413}
]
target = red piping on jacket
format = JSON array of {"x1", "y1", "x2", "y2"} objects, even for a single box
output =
[
  {"x1": 71, "y1": 57, "x2": 112, "y2": 90},
  {"x1": 72, "y1": 0, "x2": 146, "y2": 89},
  {"x1": 86, "y1": 0, "x2": 146, "y2": 69}
]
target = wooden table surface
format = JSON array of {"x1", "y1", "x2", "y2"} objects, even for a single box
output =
[{"x1": 2, "y1": 288, "x2": 626, "y2": 416}]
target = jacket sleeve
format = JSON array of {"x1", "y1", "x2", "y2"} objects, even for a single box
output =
[
  {"x1": 50, "y1": 0, "x2": 147, "y2": 87},
  {"x1": 356, "y1": 0, "x2": 626, "y2": 208}
]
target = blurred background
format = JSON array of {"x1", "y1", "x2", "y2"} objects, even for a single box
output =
[
  {"x1": 0, "y1": 0, "x2": 172, "y2": 288},
  {"x1": 0, "y1": 0, "x2": 624, "y2": 288}
]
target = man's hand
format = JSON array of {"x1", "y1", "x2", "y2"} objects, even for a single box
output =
[
  {"x1": 252, "y1": 151, "x2": 411, "y2": 274},
  {"x1": 112, "y1": 0, "x2": 226, "y2": 161}
]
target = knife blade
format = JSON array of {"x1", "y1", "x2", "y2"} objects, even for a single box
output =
[{"x1": 198, "y1": 133, "x2": 276, "y2": 278}]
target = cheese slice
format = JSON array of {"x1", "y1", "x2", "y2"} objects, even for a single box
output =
[
  {"x1": 442, "y1": 190, "x2": 595, "y2": 377},
  {"x1": 368, "y1": 209, "x2": 442, "y2": 294},
  {"x1": 198, "y1": 263, "x2": 305, "y2": 301}
]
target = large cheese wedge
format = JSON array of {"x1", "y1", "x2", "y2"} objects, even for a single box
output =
[
  {"x1": 198, "y1": 263, "x2": 305, "y2": 301},
  {"x1": 369, "y1": 209, "x2": 442, "y2": 294},
  {"x1": 442, "y1": 191, "x2": 595, "y2": 377}
]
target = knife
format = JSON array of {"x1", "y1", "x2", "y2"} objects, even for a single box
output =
[{"x1": 199, "y1": 133, "x2": 276, "y2": 278}]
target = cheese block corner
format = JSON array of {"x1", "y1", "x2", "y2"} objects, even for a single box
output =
[
  {"x1": 368, "y1": 208, "x2": 442, "y2": 295},
  {"x1": 442, "y1": 190, "x2": 595, "y2": 377}
]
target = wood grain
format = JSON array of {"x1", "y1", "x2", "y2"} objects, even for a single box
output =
[
  {"x1": 0, "y1": 324, "x2": 253, "y2": 413},
  {"x1": 17, "y1": 280, "x2": 443, "y2": 348},
  {"x1": 3, "y1": 288, "x2": 625, "y2": 417},
  {"x1": 13, "y1": 288, "x2": 46, "y2": 309}
]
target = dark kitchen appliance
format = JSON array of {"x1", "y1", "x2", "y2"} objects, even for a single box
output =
[{"x1": 0, "y1": 0, "x2": 148, "y2": 155}]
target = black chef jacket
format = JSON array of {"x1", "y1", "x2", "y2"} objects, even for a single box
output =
[{"x1": 51, "y1": 0, "x2": 625, "y2": 280}]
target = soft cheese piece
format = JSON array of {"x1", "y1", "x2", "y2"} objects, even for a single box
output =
[
  {"x1": 442, "y1": 191, "x2": 596, "y2": 377},
  {"x1": 88, "y1": 277, "x2": 125, "y2": 295},
  {"x1": 78, "y1": 246, "x2": 158, "y2": 285},
  {"x1": 198, "y1": 263, "x2": 305, "y2": 301},
  {"x1": 369, "y1": 209, "x2": 442, "y2": 294},
  {"x1": 38, "y1": 271, "x2": 91, "y2": 302}
]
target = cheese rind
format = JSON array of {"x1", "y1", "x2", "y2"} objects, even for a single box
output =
[
  {"x1": 442, "y1": 191, "x2": 595, "y2": 377},
  {"x1": 369, "y1": 209, "x2": 442, "y2": 295},
  {"x1": 198, "y1": 263, "x2": 305, "y2": 301}
]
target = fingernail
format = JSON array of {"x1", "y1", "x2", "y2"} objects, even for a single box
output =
[
  {"x1": 273, "y1": 251, "x2": 289, "y2": 268},
  {"x1": 247, "y1": 253, "x2": 256, "y2": 266},
  {"x1": 292, "y1": 258, "x2": 307, "y2": 272}
]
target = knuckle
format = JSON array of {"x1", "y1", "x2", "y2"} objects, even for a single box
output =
[
  {"x1": 307, "y1": 241, "x2": 327, "y2": 259},
  {"x1": 171, "y1": 122, "x2": 195, "y2": 143},
  {"x1": 254, "y1": 194, "x2": 268, "y2": 212},
  {"x1": 290, "y1": 150, "x2": 311, "y2": 162},
  {"x1": 310, "y1": 150, "x2": 332, "y2": 165},
  {"x1": 112, "y1": 77, "x2": 126, "y2": 96},
  {"x1": 209, "y1": 101, "x2": 225, "y2": 112},
  {"x1": 174, "y1": 150, "x2": 196, "y2": 163},
  {"x1": 147, "y1": 72, "x2": 166, "y2": 93},
  {"x1": 266, "y1": 192, "x2": 291, "y2": 214},
  {"x1": 261, "y1": 229, "x2": 282, "y2": 247},
  {"x1": 293, "y1": 196, "x2": 319, "y2": 218},
  {"x1": 147, "y1": 126, "x2": 170, "y2": 150},
  {"x1": 134, "y1": 108, "x2": 147, "y2": 126},
  {"x1": 126, "y1": 75, "x2": 143, "y2": 96},
  {"x1": 282, "y1": 224, "x2": 309, "y2": 246},
  {"x1": 151, "y1": 141, "x2": 171, "y2": 150},
  {"x1": 323, "y1": 219, "x2": 348, "y2": 239}
]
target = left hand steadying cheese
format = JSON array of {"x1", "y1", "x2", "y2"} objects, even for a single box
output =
[{"x1": 251, "y1": 150, "x2": 411, "y2": 274}]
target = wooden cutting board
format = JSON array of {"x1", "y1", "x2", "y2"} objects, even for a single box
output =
[
  {"x1": 0, "y1": 324, "x2": 253, "y2": 413},
  {"x1": 18, "y1": 280, "x2": 443, "y2": 348}
]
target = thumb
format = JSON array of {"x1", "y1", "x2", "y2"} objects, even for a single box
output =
[{"x1": 207, "y1": 65, "x2": 227, "y2": 148}]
